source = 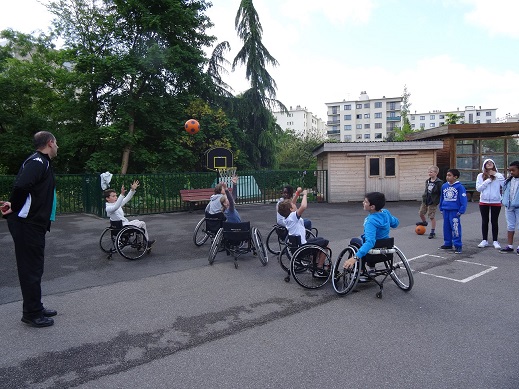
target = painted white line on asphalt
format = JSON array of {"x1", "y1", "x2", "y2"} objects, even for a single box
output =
[{"x1": 419, "y1": 259, "x2": 497, "y2": 283}]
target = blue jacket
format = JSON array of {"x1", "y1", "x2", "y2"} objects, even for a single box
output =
[
  {"x1": 357, "y1": 209, "x2": 399, "y2": 258},
  {"x1": 501, "y1": 177, "x2": 519, "y2": 208},
  {"x1": 439, "y1": 181, "x2": 468, "y2": 214}
]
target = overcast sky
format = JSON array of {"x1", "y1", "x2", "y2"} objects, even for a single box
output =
[{"x1": 2, "y1": 0, "x2": 518, "y2": 120}]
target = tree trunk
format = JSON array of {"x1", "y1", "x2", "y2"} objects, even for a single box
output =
[{"x1": 120, "y1": 117, "x2": 135, "y2": 174}]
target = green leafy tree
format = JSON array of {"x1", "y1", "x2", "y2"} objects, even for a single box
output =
[
  {"x1": 445, "y1": 113, "x2": 463, "y2": 124},
  {"x1": 387, "y1": 85, "x2": 413, "y2": 141}
]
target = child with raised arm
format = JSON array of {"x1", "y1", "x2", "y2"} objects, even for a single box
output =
[
  {"x1": 104, "y1": 180, "x2": 155, "y2": 246},
  {"x1": 276, "y1": 185, "x2": 312, "y2": 230},
  {"x1": 220, "y1": 175, "x2": 241, "y2": 223},
  {"x1": 277, "y1": 189, "x2": 330, "y2": 278}
]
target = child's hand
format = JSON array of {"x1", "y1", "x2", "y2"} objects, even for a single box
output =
[
  {"x1": 0, "y1": 201, "x2": 12, "y2": 216},
  {"x1": 120, "y1": 185, "x2": 126, "y2": 195},
  {"x1": 302, "y1": 189, "x2": 308, "y2": 196},
  {"x1": 130, "y1": 180, "x2": 140, "y2": 191},
  {"x1": 232, "y1": 175, "x2": 238, "y2": 184},
  {"x1": 296, "y1": 187, "x2": 302, "y2": 193}
]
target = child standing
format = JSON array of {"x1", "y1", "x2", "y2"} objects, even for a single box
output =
[
  {"x1": 476, "y1": 159, "x2": 505, "y2": 249},
  {"x1": 416, "y1": 165, "x2": 443, "y2": 239},
  {"x1": 439, "y1": 169, "x2": 468, "y2": 254},
  {"x1": 499, "y1": 161, "x2": 519, "y2": 253}
]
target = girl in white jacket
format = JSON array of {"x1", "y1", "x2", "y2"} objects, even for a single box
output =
[{"x1": 476, "y1": 159, "x2": 505, "y2": 249}]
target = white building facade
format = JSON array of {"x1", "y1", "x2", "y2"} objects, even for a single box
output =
[
  {"x1": 410, "y1": 106, "x2": 498, "y2": 129},
  {"x1": 272, "y1": 105, "x2": 327, "y2": 138},
  {"x1": 325, "y1": 91, "x2": 402, "y2": 142}
]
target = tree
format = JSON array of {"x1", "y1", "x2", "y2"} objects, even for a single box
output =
[
  {"x1": 445, "y1": 113, "x2": 463, "y2": 124},
  {"x1": 387, "y1": 85, "x2": 413, "y2": 141}
]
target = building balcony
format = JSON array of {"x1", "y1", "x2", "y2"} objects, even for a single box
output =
[
  {"x1": 327, "y1": 120, "x2": 341, "y2": 125},
  {"x1": 327, "y1": 129, "x2": 340, "y2": 135},
  {"x1": 386, "y1": 116, "x2": 401, "y2": 121}
]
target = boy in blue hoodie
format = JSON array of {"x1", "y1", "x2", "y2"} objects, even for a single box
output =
[
  {"x1": 439, "y1": 169, "x2": 468, "y2": 254},
  {"x1": 343, "y1": 192, "x2": 399, "y2": 272}
]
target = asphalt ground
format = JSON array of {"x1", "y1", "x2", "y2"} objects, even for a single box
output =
[{"x1": 0, "y1": 200, "x2": 518, "y2": 388}]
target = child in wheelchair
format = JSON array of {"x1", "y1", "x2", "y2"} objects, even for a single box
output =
[
  {"x1": 104, "y1": 180, "x2": 155, "y2": 247},
  {"x1": 277, "y1": 189, "x2": 330, "y2": 278},
  {"x1": 343, "y1": 192, "x2": 399, "y2": 280},
  {"x1": 276, "y1": 185, "x2": 312, "y2": 230}
]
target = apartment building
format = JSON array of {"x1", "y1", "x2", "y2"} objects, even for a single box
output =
[
  {"x1": 497, "y1": 113, "x2": 519, "y2": 123},
  {"x1": 410, "y1": 106, "x2": 498, "y2": 129},
  {"x1": 272, "y1": 105, "x2": 327, "y2": 138},
  {"x1": 325, "y1": 91, "x2": 402, "y2": 142}
]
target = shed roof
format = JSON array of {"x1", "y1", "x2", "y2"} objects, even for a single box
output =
[
  {"x1": 405, "y1": 123, "x2": 519, "y2": 140},
  {"x1": 313, "y1": 141, "x2": 444, "y2": 156}
]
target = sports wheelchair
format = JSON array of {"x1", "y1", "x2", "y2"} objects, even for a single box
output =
[
  {"x1": 278, "y1": 235, "x2": 332, "y2": 289},
  {"x1": 193, "y1": 215, "x2": 225, "y2": 246},
  {"x1": 208, "y1": 221, "x2": 268, "y2": 269},
  {"x1": 99, "y1": 220, "x2": 150, "y2": 260},
  {"x1": 266, "y1": 224, "x2": 318, "y2": 255},
  {"x1": 332, "y1": 237, "x2": 413, "y2": 298}
]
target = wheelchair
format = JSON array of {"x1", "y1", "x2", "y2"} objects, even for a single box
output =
[
  {"x1": 278, "y1": 235, "x2": 332, "y2": 289},
  {"x1": 208, "y1": 221, "x2": 268, "y2": 269},
  {"x1": 266, "y1": 224, "x2": 318, "y2": 255},
  {"x1": 332, "y1": 237, "x2": 413, "y2": 298},
  {"x1": 99, "y1": 220, "x2": 150, "y2": 260},
  {"x1": 193, "y1": 215, "x2": 225, "y2": 246}
]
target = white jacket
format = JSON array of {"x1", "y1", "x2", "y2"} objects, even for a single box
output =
[
  {"x1": 106, "y1": 189, "x2": 135, "y2": 222},
  {"x1": 476, "y1": 158, "x2": 504, "y2": 204}
]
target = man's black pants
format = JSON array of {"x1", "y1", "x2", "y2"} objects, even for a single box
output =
[{"x1": 7, "y1": 218, "x2": 46, "y2": 318}]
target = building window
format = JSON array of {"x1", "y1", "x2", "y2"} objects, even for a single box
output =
[
  {"x1": 486, "y1": 119, "x2": 491, "y2": 123},
  {"x1": 344, "y1": 135, "x2": 352, "y2": 141},
  {"x1": 375, "y1": 112, "x2": 382, "y2": 119},
  {"x1": 430, "y1": 123, "x2": 436, "y2": 128},
  {"x1": 476, "y1": 112, "x2": 480, "y2": 116},
  {"x1": 420, "y1": 123, "x2": 425, "y2": 128},
  {"x1": 439, "y1": 122, "x2": 444, "y2": 126},
  {"x1": 364, "y1": 134, "x2": 371, "y2": 139},
  {"x1": 364, "y1": 124, "x2": 370, "y2": 129},
  {"x1": 411, "y1": 124, "x2": 415, "y2": 129},
  {"x1": 344, "y1": 114, "x2": 351, "y2": 120},
  {"x1": 369, "y1": 158, "x2": 380, "y2": 176},
  {"x1": 375, "y1": 133, "x2": 382, "y2": 139},
  {"x1": 411, "y1": 116, "x2": 415, "y2": 120},
  {"x1": 356, "y1": 114, "x2": 362, "y2": 119},
  {"x1": 356, "y1": 104, "x2": 362, "y2": 109},
  {"x1": 356, "y1": 124, "x2": 362, "y2": 129},
  {"x1": 420, "y1": 116, "x2": 425, "y2": 120},
  {"x1": 364, "y1": 113, "x2": 370, "y2": 119},
  {"x1": 486, "y1": 111, "x2": 491, "y2": 116},
  {"x1": 375, "y1": 123, "x2": 382, "y2": 129},
  {"x1": 344, "y1": 104, "x2": 351, "y2": 110},
  {"x1": 430, "y1": 115, "x2": 435, "y2": 120},
  {"x1": 331, "y1": 106, "x2": 339, "y2": 114},
  {"x1": 344, "y1": 125, "x2": 352, "y2": 130},
  {"x1": 375, "y1": 102, "x2": 382, "y2": 108},
  {"x1": 439, "y1": 114, "x2": 444, "y2": 119},
  {"x1": 364, "y1": 103, "x2": 370, "y2": 108},
  {"x1": 356, "y1": 134, "x2": 362, "y2": 140}
]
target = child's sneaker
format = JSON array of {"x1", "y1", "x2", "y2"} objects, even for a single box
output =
[
  {"x1": 477, "y1": 240, "x2": 489, "y2": 248},
  {"x1": 516, "y1": 247, "x2": 519, "y2": 256},
  {"x1": 492, "y1": 241, "x2": 501, "y2": 250},
  {"x1": 499, "y1": 246, "x2": 514, "y2": 253},
  {"x1": 313, "y1": 268, "x2": 329, "y2": 279},
  {"x1": 454, "y1": 247, "x2": 462, "y2": 254},
  {"x1": 439, "y1": 245, "x2": 453, "y2": 250},
  {"x1": 428, "y1": 232, "x2": 436, "y2": 239},
  {"x1": 416, "y1": 221, "x2": 428, "y2": 226}
]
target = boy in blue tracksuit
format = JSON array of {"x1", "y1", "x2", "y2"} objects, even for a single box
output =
[{"x1": 439, "y1": 169, "x2": 468, "y2": 253}]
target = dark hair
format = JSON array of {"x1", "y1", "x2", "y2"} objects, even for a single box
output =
[
  {"x1": 447, "y1": 168, "x2": 460, "y2": 179},
  {"x1": 214, "y1": 183, "x2": 225, "y2": 195},
  {"x1": 365, "y1": 192, "x2": 385, "y2": 211},
  {"x1": 509, "y1": 161, "x2": 519, "y2": 169},
  {"x1": 103, "y1": 189, "x2": 116, "y2": 199},
  {"x1": 277, "y1": 199, "x2": 293, "y2": 218},
  {"x1": 282, "y1": 185, "x2": 294, "y2": 199},
  {"x1": 504, "y1": 161, "x2": 519, "y2": 186},
  {"x1": 33, "y1": 131, "x2": 55, "y2": 150}
]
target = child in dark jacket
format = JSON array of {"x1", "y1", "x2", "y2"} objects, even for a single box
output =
[
  {"x1": 416, "y1": 165, "x2": 443, "y2": 239},
  {"x1": 439, "y1": 169, "x2": 468, "y2": 254}
]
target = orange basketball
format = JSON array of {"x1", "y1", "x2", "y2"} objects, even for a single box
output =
[
  {"x1": 415, "y1": 225, "x2": 426, "y2": 235},
  {"x1": 184, "y1": 119, "x2": 200, "y2": 135}
]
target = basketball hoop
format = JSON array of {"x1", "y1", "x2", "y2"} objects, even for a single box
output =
[{"x1": 217, "y1": 167, "x2": 237, "y2": 181}]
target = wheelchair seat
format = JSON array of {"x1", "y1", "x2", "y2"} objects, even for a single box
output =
[
  {"x1": 205, "y1": 213, "x2": 225, "y2": 234},
  {"x1": 274, "y1": 224, "x2": 288, "y2": 241},
  {"x1": 364, "y1": 237, "x2": 395, "y2": 266},
  {"x1": 223, "y1": 221, "x2": 251, "y2": 245}
]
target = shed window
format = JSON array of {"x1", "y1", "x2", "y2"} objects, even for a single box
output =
[
  {"x1": 369, "y1": 158, "x2": 380, "y2": 176},
  {"x1": 385, "y1": 158, "x2": 396, "y2": 176}
]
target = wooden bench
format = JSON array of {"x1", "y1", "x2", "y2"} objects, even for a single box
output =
[{"x1": 180, "y1": 187, "x2": 232, "y2": 212}]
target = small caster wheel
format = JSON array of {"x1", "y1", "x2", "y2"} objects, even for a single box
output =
[
  {"x1": 376, "y1": 292, "x2": 382, "y2": 299},
  {"x1": 234, "y1": 262, "x2": 239, "y2": 269},
  {"x1": 284, "y1": 276, "x2": 290, "y2": 282}
]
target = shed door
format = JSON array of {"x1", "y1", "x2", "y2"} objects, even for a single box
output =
[{"x1": 365, "y1": 156, "x2": 399, "y2": 201}]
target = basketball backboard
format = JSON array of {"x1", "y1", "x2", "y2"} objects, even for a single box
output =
[{"x1": 205, "y1": 147, "x2": 234, "y2": 171}]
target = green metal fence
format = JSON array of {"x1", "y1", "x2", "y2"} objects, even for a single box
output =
[{"x1": 0, "y1": 169, "x2": 328, "y2": 217}]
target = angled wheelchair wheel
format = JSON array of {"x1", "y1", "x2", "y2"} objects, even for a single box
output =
[
  {"x1": 252, "y1": 227, "x2": 268, "y2": 266},
  {"x1": 305, "y1": 228, "x2": 317, "y2": 240},
  {"x1": 290, "y1": 244, "x2": 332, "y2": 289},
  {"x1": 116, "y1": 226, "x2": 148, "y2": 260},
  {"x1": 278, "y1": 246, "x2": 292, "y2": 277},
  {"x1": 99, "y1": 228, "x2": 114, "y2": 254},
  {"x1": 208, "y1": 228, "x2": 223, "y2": 265},
  {"x1": 387, "y1": 246, "x2": 414, "y2": 291},
  {"x1": 193, "y1": 217, "x2": 210, "y2": 246},
  {"x1": 266, "y1": 226, "x2": 282, "y2": 255},
  {"x1": 332, "y1": 246, "x2": 360, "y2": 295}
]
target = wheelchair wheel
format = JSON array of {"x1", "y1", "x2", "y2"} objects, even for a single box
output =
[
  {"x1": 252, "y1": 227, "x2": 268, "y2": 266},
  {"x1": 266, "y1": 227, "x2": 283, "y2": 255},
  {"x1": 99, "y1": 228, "x2": 115, "y2": 254},
  {"x1": 387, "y1": 246, "x2": 414, "y2": 291},
  {"x1": 116, "y1": 227, "x2": 148, "y2": 260},
  {"x1": 290, "y1": 244, "x2": 332, "y2": 289},
  {"x1": 332, "y1": 246, "x2": 360, "y2": 295},
  {"x1": 278, "y1": 246, "x2": 292, "y2": 276},
  {"x1": 193, "y1": 217, "x2": 210, "y2": 246},
  {"x1": 305, "y1": 228, "x2": 317, "y2": 240},
  {"x1": 208, "y1": 228, "x2": 223, "y2": 265}
]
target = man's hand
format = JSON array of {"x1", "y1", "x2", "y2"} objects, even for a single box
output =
[{"x1": 0, "y1": 201, "x2": 12, "y2": 216}]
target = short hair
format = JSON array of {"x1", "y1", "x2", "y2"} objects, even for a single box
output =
[
  {"x1": 277, "y1": 199, "x2": 293, "y2": 218},
  {"x1": 33, "y1": 131, "x2": 55, "y2": 150},
  {"x1": 428, "y1": 165, "x2": 439, "y2": 173},
  {"x1": 447, "y1": 168, "x2": 460, "y2": 179},
  {"x1": 509, "y1": 161, "x2": 519, "y2": 169},
  {"x1": 282, "y1": 185, "x2": 294, "y2": 199},
  {"x1": 365, "y1": 192, "x2": 386, "y2": 211},
  {"x1": 214, "y1": 183, "x2": 225, "y2": 195},
  {"x1": 103, "y1": 189, "x2": 116, "y2": 199}
]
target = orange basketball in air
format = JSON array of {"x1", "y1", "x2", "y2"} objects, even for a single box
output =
[
  {"x1": 184, "y1": 119, "x2": 200, "y2": 134},
  {"x1": 415, "y1": 225, "x2": 426, "y2": 235}
]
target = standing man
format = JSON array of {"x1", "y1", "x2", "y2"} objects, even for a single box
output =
[{"x1": 1, "y1": 131, "x2": 59, "y2": 327}]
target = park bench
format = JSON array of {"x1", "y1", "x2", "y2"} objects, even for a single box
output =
[{"x1": 180, "y1": 187, "x2": 232, "y2": 212}]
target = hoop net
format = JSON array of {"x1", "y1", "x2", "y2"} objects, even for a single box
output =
[{"x1": 217, "y1": 167, "x2": 237, "y2": 186}]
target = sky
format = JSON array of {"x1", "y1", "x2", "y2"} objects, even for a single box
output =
[{"x1": 2, "y1": 0, "x2": 518, "y2": 120}]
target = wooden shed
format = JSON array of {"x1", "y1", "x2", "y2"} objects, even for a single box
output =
[{"x1": 313, "y1": 141, "x2": 444, "y2": 203}]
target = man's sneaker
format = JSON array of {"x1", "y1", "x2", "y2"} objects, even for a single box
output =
[
  {"x1": 499, "y1": 246, "x2": 514, "y2": 253},
  {"x1": 454, "y1": 247, "x2": 462, "y2": 254},
  {"x1": 493, "y1": 241, "x2": 501, "y2": 250},
  {"x1": 477, "y1": 240, "x2": 489, "y2": 248},
  {"x1": 428, "y1": 232, "x2": 436, "y2": 239},
  {"x1": 416, "y1": 221, "x2": 428, "y2": 226},
  {"x1": 439, "y1": 245, "x2": 453, "y2": 250},
  {"x1": 313, "y1": 268, "x2": 329, "y2": 279}
]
